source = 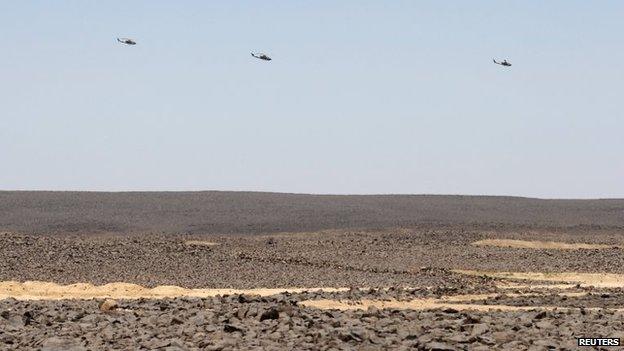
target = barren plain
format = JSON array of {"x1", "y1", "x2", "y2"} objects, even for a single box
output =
[{"x1": 1, "y1": 191, "x2": 624, "y2": 350}]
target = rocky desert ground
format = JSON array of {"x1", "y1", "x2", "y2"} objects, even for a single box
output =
[{"x1": 1, "y1": 191, "x2": 624, "y2": 350}]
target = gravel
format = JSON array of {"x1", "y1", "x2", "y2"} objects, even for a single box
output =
[
  {"x1": 1, "y1": 228, "x2": 624, "y2": 288},
  {"x1": 1, "y1": 191, "x2": 623, "y2": 235},
  {"x1": 2, "y1": 292, "x2": 623, "y2": 350},
  {"x1": 2, "y1": 191, "x2": 624, "y2": 349}
]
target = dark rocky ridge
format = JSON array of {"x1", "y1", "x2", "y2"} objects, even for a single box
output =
[{"x1": 1, "y1": 191, "x2": 623, "y2": 235}]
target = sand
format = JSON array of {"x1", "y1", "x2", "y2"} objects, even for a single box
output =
[
  {"x1": 1, "y1": 279, "x2": 605, "y2": 314},
  {"x1": 455, "y1": 270, "x2": 624, "y2": 288},
  {"x1": 0, "y1": 281, "x2": 349, "y2": 300},
  {"x1": 299, "y1": 291, "x2": 607, "y2": 312},
  {"x1": 472, "y1": 239, "x2": 619, "y2": 250}
]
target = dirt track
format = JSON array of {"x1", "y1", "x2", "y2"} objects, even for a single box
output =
[{"x1": 2, "y1": 192, "x2": 624, "y2": 349}]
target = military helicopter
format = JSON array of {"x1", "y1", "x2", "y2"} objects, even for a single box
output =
[
  {"x1": 117, "y1": 38, "x2": 137, "y2": 46},
  {"x1": 493, "y1": 59, "x2": 511, "y2": 67},
  {"x1": 251, "y1": 52, "x2": 272, "y2": 61}
]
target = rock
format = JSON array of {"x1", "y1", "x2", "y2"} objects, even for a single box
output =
[
  {"x1": 0, "y1": 310, "x2": 10, "y2": 319},
  {"x1": 369, "y1": 333, "x2": 384, "y2": 344},
  {"x1": 192, "y1": 332, "x2": 207, "y2": 345},
  {"x1": 268, "y1": 331, "x2": 282, "y2": 340},
  {"x1": 491, "y1": 331, "x2": 513, "y2": 342},
  {"x1": 41, "y1": 337, "x2": 86, "y2": 351},
  {"x1": 279, "y1": 303, "x2": 295, "y2": 317},
  {"x1": 502, "y1": 340, "x2": 524, "y2": 349},
  {"x1": 518, "y1": 314, "x2": 533, "y2": 327},
  {"x1": 246, "y1": 306, "x2": 259, "y2": 318},
  {"x1": 533, "y1": 339, "x2": 557, "y2": 348},
  {"x1": 0, "y1": 334, "x2": 15, "y2": 345},
  {"x1": 363, "y1": 306, "x2": 380, "y2": 317},
  {"x1": 164, "y1": 338, "x2": 188, "y2": 351},
  {"x1": 99, "y1": 299, "x2": 119, "y2": 312},
  {"x1": 100, "y1": 325, "x2": 115, "y2": 340},
  {"x1": 182, "y1": 325, "x2": 197, "y2": 337},
  {"x1": 157, "y1": 314, "x2": 173, "y2": 326},
  {"x1": 338, "y1": 329, "x2": 365, "y2": 342},
  {"x1": 190, "y1": 313, "x2": 206, "y2": 326},
  {"x1": 206, "y1": 337, "x2": 237, "y2": 351},
  {"x1": 418, "y1": 334, "x2": 435, "y2": 344},
  {"x1": 323, "y1": 310, "x2": 336, "y2": 319},
  {"x1": 424, "y1": 341, "x2": 456, "y2": 350},
  {"x1": 462, "y1": 314, "x2": 481, "y2": 324},
  {"x1": 535, "y1": 321, "x2": 553, "y2": 329},
  {"x1": 80, "y1": 313, "x2": 101, "y2": 324},
  {"x1": 359, "y1": 346, "x2": 383, "y2": 351},
  {"x1": 236, "y1": 306, "x2": 248, "y2": 320},
  {"x1": 447, "y1": 334, "x2": 473, "y2": 343},
  {"x1": 22, "y1": 310, "x2": 34, "y2": 325},
  {"x1": 470, "y1": 323, "x2": 489, "y2": 336},
  {"x1": 223, "y1": 323, "x2": 244, "y2": 333},
  {"x1": 171, "y1": 316, "x2": 184, "y2": 325},
  {"x1": 141, "y1": 339, "x2": 170, "y2": 349},
  {"x1": 6, "y1": 315, "x2": 25, "y2": 330},
  {"x1": 158, "y1": 301, "x2": 170, "y2": 311},
  {"x1": 477, "y1": 336, "x2": 496, "y2": 345},
  {"x1": 260, "y1": 308, "x2": 280, "y2": 321},
  {"x1": 69, "y1": 310, "x2": 87, "y2": 322}
]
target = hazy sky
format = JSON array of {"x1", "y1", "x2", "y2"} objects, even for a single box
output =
[{"x1": 1, "y1": 1, "x2": 622, "y2": 198}]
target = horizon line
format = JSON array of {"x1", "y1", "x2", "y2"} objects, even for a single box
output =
[{"x1": 0, "y1": 189, "x2": 622, "y2": 201}]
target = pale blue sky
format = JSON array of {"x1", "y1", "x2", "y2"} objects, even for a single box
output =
[{"x1": 1, "y1": 1, "x2": 622, "y2": 198}]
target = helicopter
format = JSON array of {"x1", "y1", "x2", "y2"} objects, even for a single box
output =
[
  {"x1": 117, "y1": 38, "x2": 137, "y2": 46},
  {"x1": 251, "y1": 52, "x2": 272, "y2": 61},
  {"x1": 493, "y1": 59, "x2": 511, "y2": 67}
]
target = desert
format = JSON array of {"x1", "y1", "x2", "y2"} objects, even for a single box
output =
[
  {"x1": 1, "y1": 192, "x2": 624, "y2": 350},
  {"x1": 4, "y1": 2, "x2": 623, "y2": 349}
]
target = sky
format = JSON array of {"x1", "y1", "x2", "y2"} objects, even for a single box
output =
[{"x1": 1, "y1": 1, "x2": 622, "y2": 198}]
